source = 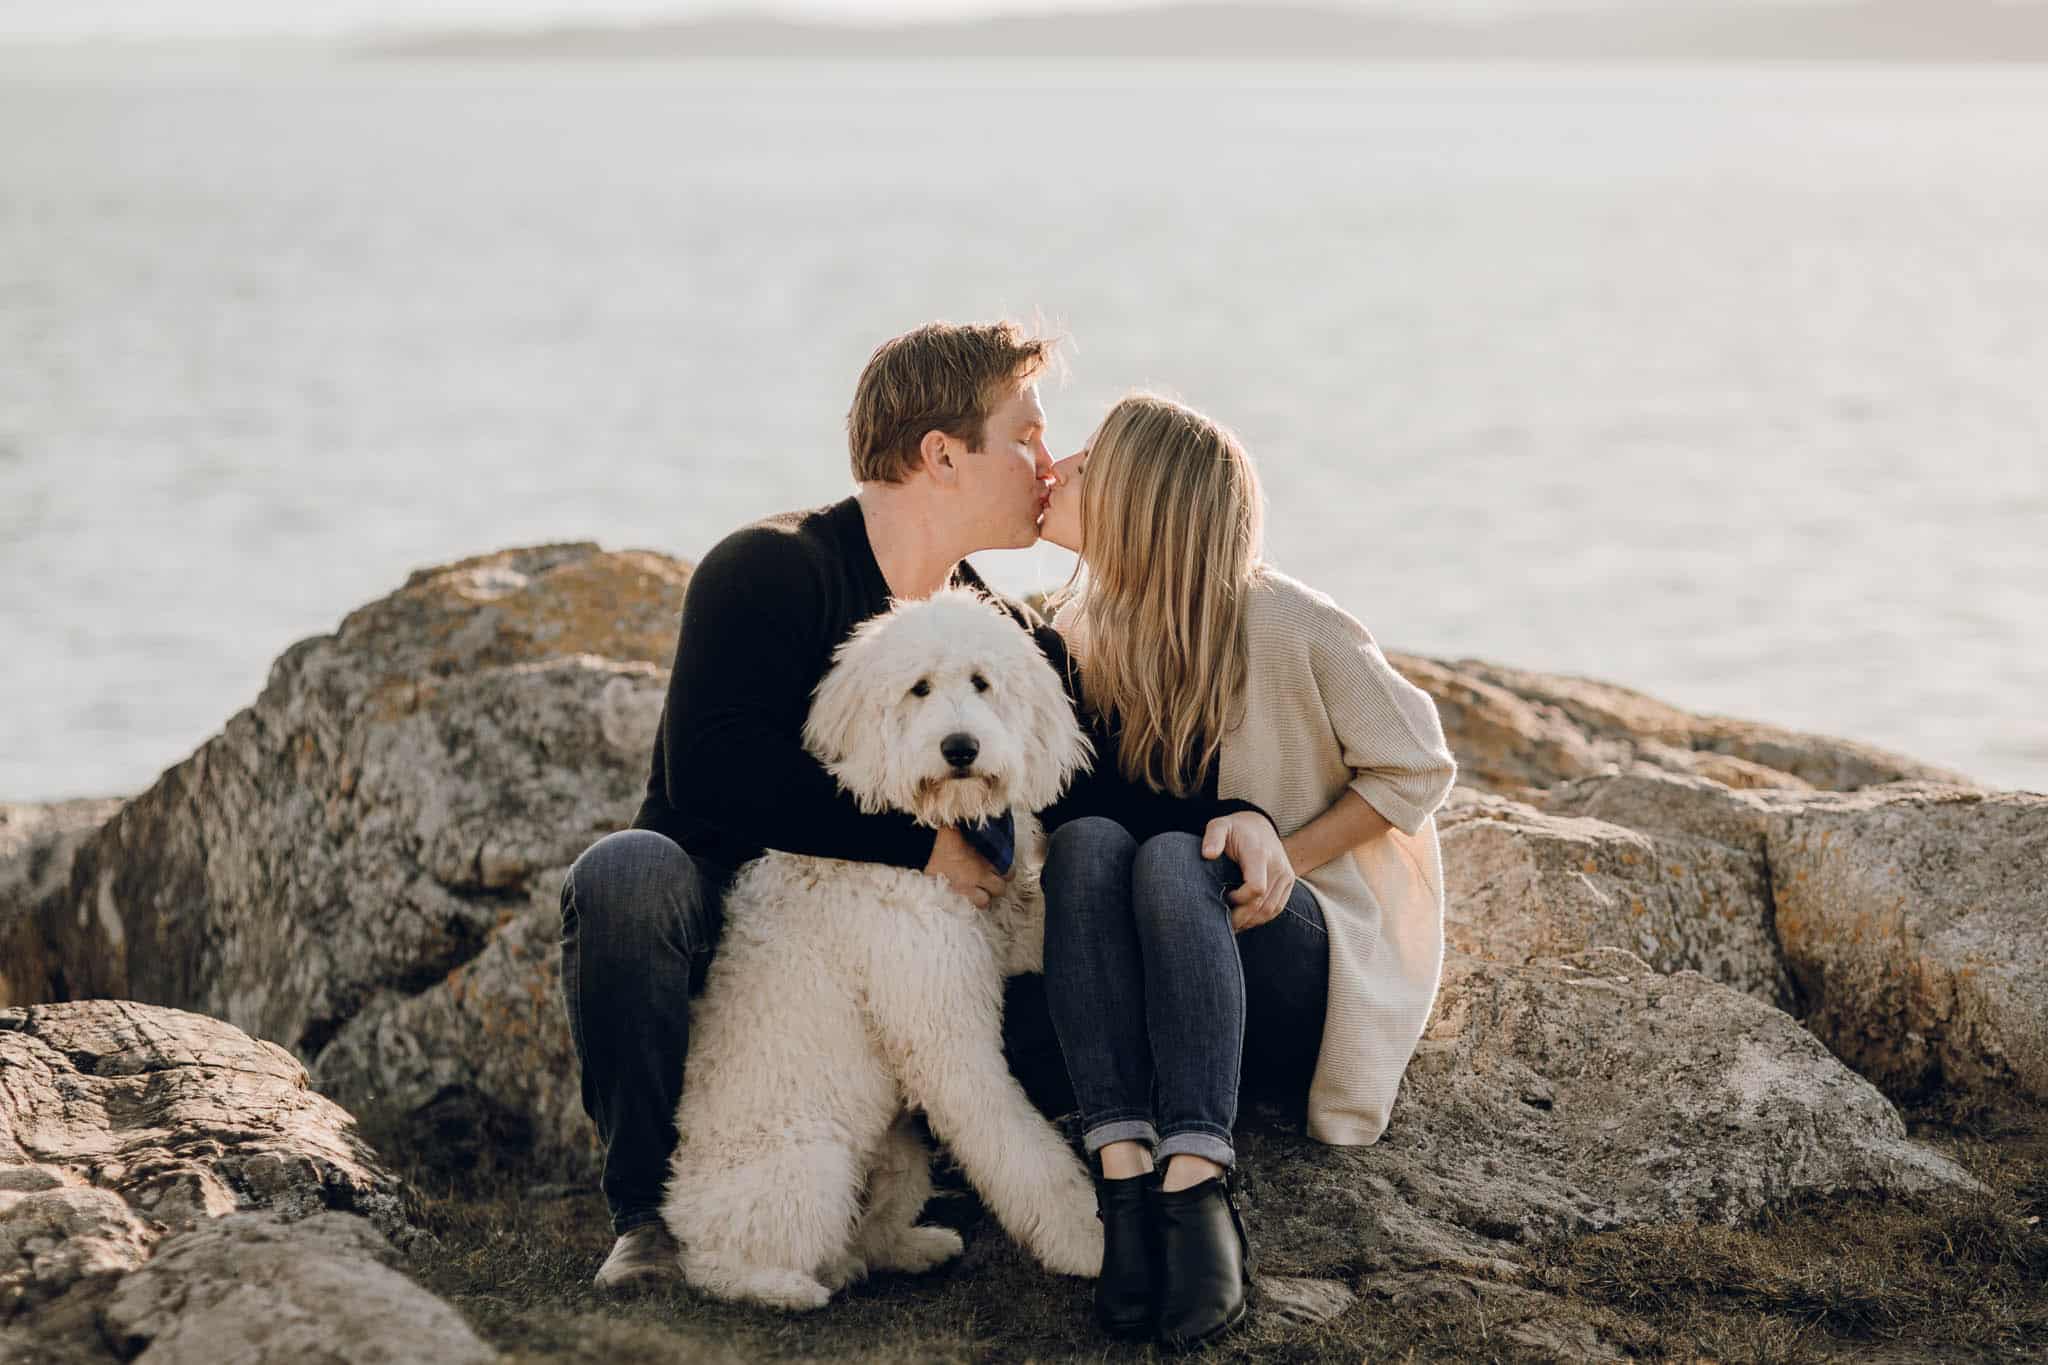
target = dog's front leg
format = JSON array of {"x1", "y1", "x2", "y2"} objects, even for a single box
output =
[{"x1": 868, "y1": 923, "x2": 1103, "y2": 1279}]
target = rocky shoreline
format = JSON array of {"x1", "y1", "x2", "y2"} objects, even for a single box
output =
[{"x1": 4, "y1": 543, "x2": 2043, "y2": 1361}]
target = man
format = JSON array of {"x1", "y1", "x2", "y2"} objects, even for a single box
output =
[{"x1": 559, "y1": 321, "x2": 1073, "y2": 1289}]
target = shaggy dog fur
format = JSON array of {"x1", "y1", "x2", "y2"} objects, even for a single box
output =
[{"x1": 660, "y1": 590, "x2": 1104, "y2": 1310}]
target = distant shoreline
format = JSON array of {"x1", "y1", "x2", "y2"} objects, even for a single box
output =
[{"x1": 358, "y1": 2, "x2": 2048, "y2": 65}]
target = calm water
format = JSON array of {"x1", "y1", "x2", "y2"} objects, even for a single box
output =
[{"x1": 2, "y1": 52, "x2": 2045, "y2": 801}]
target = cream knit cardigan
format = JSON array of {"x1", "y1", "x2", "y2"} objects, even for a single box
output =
[{"x1": 1057, "y1": 566, "x2": 1458, "y2": 1146}]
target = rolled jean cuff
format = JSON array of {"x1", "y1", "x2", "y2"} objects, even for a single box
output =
[
  {"x1": 1081, "y1": 1117, "x2": 1160, "y2": 1158},
  {"x1": 1157, "y1": 1124, "x2": 1235, "y2": 1169},
  {"x1": 614, "y1": 1208, "x2": 665, "y2": 1236}
]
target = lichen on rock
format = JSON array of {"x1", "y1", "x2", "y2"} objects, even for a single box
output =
[{"x1": 2, "y1": 539, "x2": 2037, "y2": 1200}]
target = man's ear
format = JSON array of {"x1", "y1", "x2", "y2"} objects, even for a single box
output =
[{"x1": 917, "y1": 429, "x2": 958, "y2": 486}]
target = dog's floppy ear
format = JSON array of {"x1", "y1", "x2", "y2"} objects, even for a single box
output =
[
  {"x1": 1009, "y1": 634, "x2": 1094, "y2": 813},
  {"x1": 802, "y1": 612, "x2": 893, "y2": 807}
]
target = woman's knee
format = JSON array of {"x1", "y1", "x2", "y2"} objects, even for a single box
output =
[
  {"x1": 1048, "y1": 816, "x2": 1138, "y2": 862},
  {"x1": 1131, "y1": 832, "x2": 1230, "y2": 891},
  {"x1": 1130, "y1": 832, "x2": 1234, "y2": 928},
  {"x1": 1043, "y1": 818, "x2": 1138, "y2": 896}
]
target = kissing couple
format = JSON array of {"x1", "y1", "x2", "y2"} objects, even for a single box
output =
[{"x1": 560, "y1": 319, "x2": 1456, "y2": 1350}]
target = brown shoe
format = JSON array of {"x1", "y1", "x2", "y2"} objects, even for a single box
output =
[{"x1": 593, "y1": 1221, "x2": 681, "y2": 1292}]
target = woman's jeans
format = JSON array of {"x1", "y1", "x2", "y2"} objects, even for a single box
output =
[
  {"x1": 1042, "y1": 817, "x2": 1330, "y2": 1169},
  {"x1": 559, "y1": 828, "x2": 1074, "y2": 1235}
]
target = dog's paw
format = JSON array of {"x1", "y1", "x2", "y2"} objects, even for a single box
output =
[
  {"x1": 1030, "y1": 1205, "x2": 1106, "y2": 1279},
  {"x1": 735, "y1": 1269, "x2": 836, "y2": 1311},
  {"x1": 868, "y1": 1224, "x2": 964, "y2": 1275},
  {"x1": 817, "y1": 1250, "x2": 868, "y2": 1291}
]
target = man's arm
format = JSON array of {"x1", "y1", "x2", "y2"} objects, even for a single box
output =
[{"x1": 656, "y1": 527, "x2": 937, "y2": 869}]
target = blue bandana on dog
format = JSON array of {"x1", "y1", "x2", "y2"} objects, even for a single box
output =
[{"x1": 956, "y1": 810, "x2": 1016, "y2": 877}]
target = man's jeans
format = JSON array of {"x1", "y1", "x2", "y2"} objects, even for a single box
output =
[
  {"x1": 559, "y1": 828, "x2": 1074, "y2": 1235},
  {"x1": 1042, "y1": 817, "x2": 1330, "y2": 1169}
]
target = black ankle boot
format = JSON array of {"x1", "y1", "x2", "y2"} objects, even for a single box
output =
[
  {"x1": 1092, "y1": 1171, "x2": 1158, "y2": 1338},
  {"x1": 1154, "y1": 1171, "x2": 1253, "y2": 1352}
]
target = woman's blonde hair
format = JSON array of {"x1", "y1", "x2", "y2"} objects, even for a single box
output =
[{"x1": 1050, "y1": 393, "x2": 1265, "y2": 797}]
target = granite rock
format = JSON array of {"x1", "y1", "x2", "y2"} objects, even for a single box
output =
[
  {"x1": 1392, "y1": 653, "x2": 1975, "y2": 798},
  {"x1": 5, "y1": 541, "x2": 2032, "y2": 1187},
  {"x1": 1231, "y1": 949, "x2": 1973, "y2": 1352},
  {"x1": 3, "y1": 546, "x2": 688, "y2": 1174},
  {"x1": 0, "y1": 1001, "x2": 417, "y2": 1259},
  {"x1": 0, "y1": 799, "x2": 124, "y2": 1008},
  {"x1": 1538, "y1": 769, "x2": 2048, "y2": 1104},
  {"x1": 0, "y1": 1001, "x2": 449, "y2": 1360},
  {"x1": 1439, "y1": 786, "x2": 1793, "y2": 1006},
  {"x1": 97, "y1": 1212, "x2": 494, "y2": 1365},
  {"x1": 1766, "y1": 785, "x2": 2048, "y2": 1101}
]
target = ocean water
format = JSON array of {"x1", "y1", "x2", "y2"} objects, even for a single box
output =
[{"x1": 2, "y1": 52, "x2": 2044, "y2": 801}]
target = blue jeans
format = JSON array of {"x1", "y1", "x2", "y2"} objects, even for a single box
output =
[
  {"x1": 559, "y1": 829, "x2": 1074, "y2": 1234},
  {"x1": 1042, "y1": 817, "x2": 1330, "y2": 1169}
]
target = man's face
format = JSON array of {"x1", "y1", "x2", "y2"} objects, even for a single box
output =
[{"x1": 957, "y1": 381, "x2": 1055, "y2": 551}]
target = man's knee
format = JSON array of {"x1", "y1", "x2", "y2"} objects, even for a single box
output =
[{"x1": 564, "y1": 829, "x2": 720, "y2": 956}]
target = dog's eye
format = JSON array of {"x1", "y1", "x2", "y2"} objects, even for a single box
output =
[
  {"x1": 971, "y1": 673, "x2": 990, "y2": 693},
  {"x1": 910, "y1": 679, "x2": 931, "y2": 699}
]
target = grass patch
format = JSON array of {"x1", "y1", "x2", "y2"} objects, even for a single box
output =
[
  {"x1": 357, "y1": 1102, "x2": 2048, "y2": 1363},
  {"x1": 362, "y1": 1111, "x2": 1129, "y2": 1363},
  {"x1": 1534, "y1": 1102, "x2": 2048, "y2": 1363}
]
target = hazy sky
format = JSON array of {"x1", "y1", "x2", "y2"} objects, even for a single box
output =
[
  {"x1": 0, "y1": 0, "x2": 1852, "y2": 43},
  {"x1": 0, "y1": 0, "x2": 1181, "y2": 42}
]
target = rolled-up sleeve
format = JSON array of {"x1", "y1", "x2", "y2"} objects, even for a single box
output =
[{"x1": 1308, "y1": 607, "x2": 1457, "y2": 836}]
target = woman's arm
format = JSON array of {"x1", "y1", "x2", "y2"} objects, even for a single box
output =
[
  {"x1": 1281, "y1": 788, "x2": 1394, "y2": 877},
  {"x1": 1307, "y1": 600, "x2": 1458, "y2": 838}
]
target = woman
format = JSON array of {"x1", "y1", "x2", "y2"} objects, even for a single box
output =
[{"x1": 1034, "y1": 393, "x2": 1457, "y2": 1350}]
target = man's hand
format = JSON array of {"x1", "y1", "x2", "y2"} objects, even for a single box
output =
[
  {"x1": 1201, "y1": 811, "x2": 1297, "y2": 934},
  {"x1": 926, "y1": 826, "x2": 1009, "y2": 910}
]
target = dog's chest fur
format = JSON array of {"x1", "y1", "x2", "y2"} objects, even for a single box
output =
[{"x1": 711, "y1": 810, "x2": 1049, "y2": 987}]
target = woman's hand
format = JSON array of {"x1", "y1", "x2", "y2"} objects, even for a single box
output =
[{"x1": 1200, "y1": 811, "x2": 1297, "y2": 933}]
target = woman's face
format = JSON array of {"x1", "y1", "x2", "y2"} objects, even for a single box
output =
[{"x1": 1038, "y1": 447, "x2": 1087, "y2": 553}]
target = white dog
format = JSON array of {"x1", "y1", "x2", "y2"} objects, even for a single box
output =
[{"x1": 661, "y1": 589, "x2": 1104, "y2": 1311}]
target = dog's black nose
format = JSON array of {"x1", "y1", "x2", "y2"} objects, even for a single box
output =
[{"x1": 940, "y1": 733, "x2": 979, "y2": 770}]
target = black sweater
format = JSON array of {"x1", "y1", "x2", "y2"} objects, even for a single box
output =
[
  {"x1": 633, "y1": 496, "x2": 1259, "y2": 871},
  {"x1": 1040, "y1": 712, "x2": 1259, "y2": 846}
]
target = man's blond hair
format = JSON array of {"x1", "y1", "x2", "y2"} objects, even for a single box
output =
[{"x1": 847, "y1": 321, "x2": 1059, "y2": 484}]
